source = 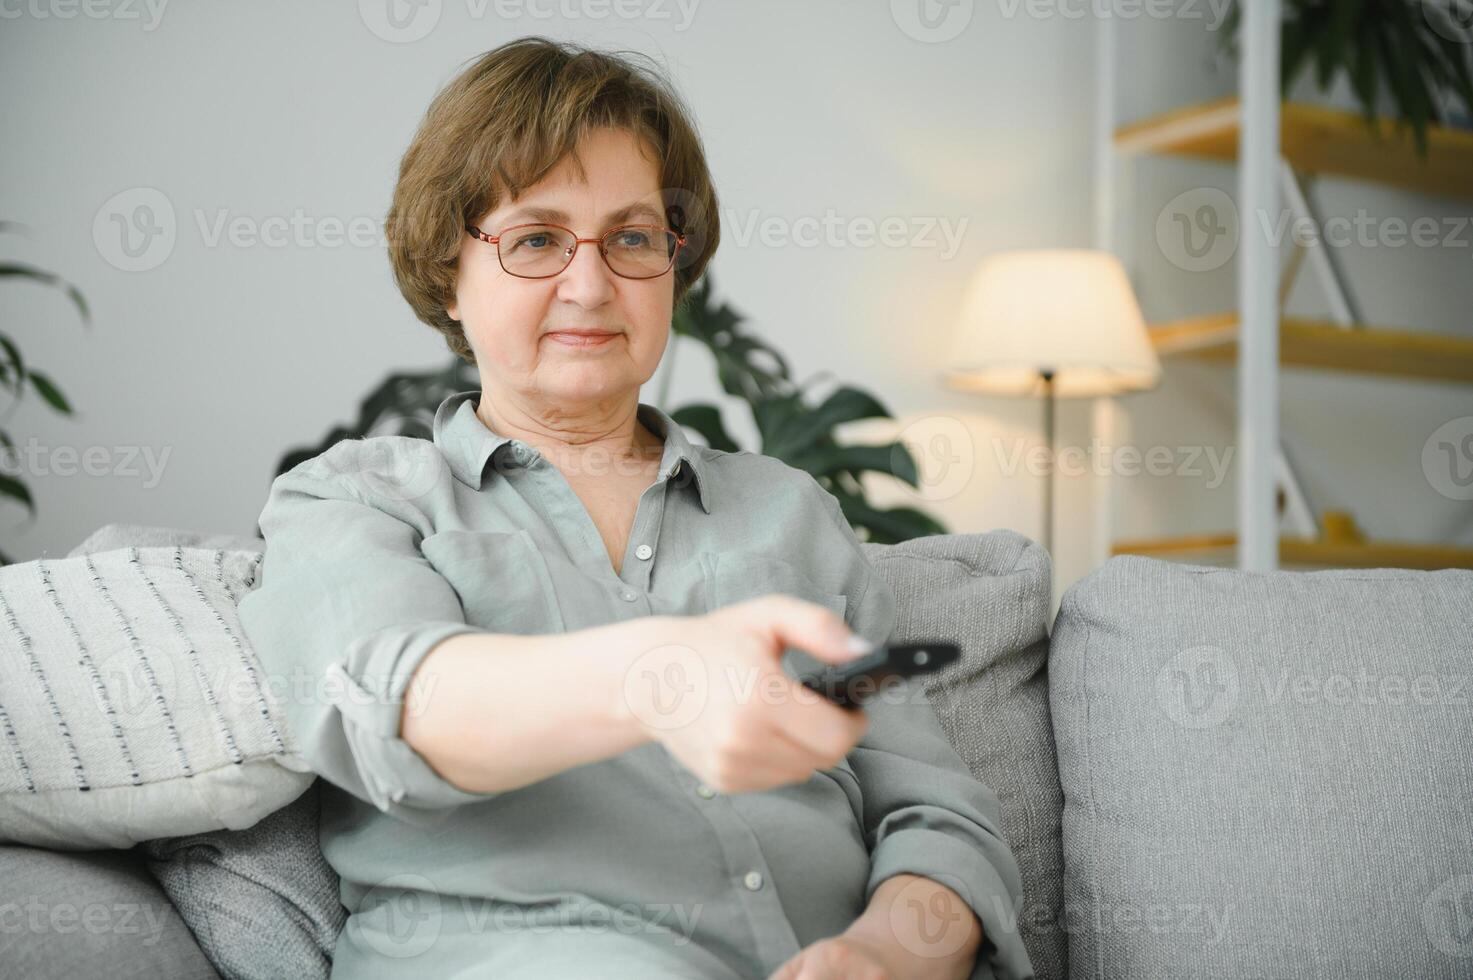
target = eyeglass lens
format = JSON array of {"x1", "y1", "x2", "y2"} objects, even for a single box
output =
[{"x1": 498, "y1": 225, "x2": 677, "y2": 279}]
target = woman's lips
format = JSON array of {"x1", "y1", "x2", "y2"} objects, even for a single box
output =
[{"x1": 546, "y1": 331, "x2": 620, "y2": 349}]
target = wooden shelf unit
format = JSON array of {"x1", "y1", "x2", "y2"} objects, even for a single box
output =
[
  {"x1": 1115, "y1": 96, "x2": 1473, "y2": 199},
  {"x1": 1105, "y1": 93, "x2": 1473, "y2": 571},
  {"x1": 1148, "y1": 314, "x2": 1473, "y2": 385},
  {"x1": 1112, "y1": 534, "x2": 1473, "y2": 571}
]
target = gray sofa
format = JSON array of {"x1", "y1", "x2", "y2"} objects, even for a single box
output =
[{"x1": 2, "y1": 522, "x2": 1469, "y2": 980}]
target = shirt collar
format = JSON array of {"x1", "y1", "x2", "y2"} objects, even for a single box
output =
[{"x1": 432, "y1": 389, "x2": 712, "y2": 514}]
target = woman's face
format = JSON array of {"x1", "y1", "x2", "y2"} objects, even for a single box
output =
[{"x1": 448, "y1": 126, "x2": 675, "y2": 412}]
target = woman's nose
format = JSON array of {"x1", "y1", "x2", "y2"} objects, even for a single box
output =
[{"x1": 555, "y1": 240, "x2": 618, "y2": 305}]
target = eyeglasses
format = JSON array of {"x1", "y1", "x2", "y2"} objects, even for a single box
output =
[{"x1": 465, "y1": 222, "x2": 688, "y2": 280}]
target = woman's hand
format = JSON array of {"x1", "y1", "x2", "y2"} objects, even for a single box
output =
[
  {"x1": 767, "y1": 934, "x2": 898, "y2": 980},
  {"x1": 613, "y1": 595, "x2": 873, "y2": 794},
  {"x1": 768, "y1": 873, "x2": 983, "y2": 980}
]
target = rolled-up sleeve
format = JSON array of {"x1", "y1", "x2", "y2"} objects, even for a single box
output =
[
  {"x1": 812, "y1": 484, "x2": 1034, "y2": 980},
  {"x1": 236, "y1": 442, "x2": 502, "y2": 823}
]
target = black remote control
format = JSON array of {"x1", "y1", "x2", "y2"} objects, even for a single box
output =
[{"x1": 796, "y1": 641, "x2": 960, "y2": 709}]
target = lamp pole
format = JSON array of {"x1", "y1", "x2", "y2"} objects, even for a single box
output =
[{"x1": 1040, "y1": 368, "x2": 1055, "y2": 556}]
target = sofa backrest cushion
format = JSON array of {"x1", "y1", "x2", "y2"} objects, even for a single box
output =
[
  {"x1": 866, "y1": 529, "x2": 1065, "y2": 980},
  {"x1": 1049, "y1": 557, "x2": 1473, "y2": 979}
]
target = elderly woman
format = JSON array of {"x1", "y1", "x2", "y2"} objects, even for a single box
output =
[{"x1": 238, "y1": 37, "x2": 1031, "y2": 980}]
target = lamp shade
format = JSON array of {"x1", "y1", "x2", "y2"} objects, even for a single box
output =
[{"x1": 944, "y1": 249, "x2": 1160, "y2": 398}]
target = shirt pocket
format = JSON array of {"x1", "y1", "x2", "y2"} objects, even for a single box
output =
[
  {"x1": 420, "y1": 528, "x2": 565, "y2": 635},
  {"x1": 706, "y1": 550, "x2": 849, "y2": 679},
  {"x1": 705, "y1": 551, "x2": 847, "y2": 621}
]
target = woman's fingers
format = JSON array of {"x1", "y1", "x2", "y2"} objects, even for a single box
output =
[{"x1": 733, "y1": 594, "x2": 874, "y2": 666}]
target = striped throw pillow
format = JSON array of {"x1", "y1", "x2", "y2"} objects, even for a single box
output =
[{"x1": 0, "y1": 546, "x2": 312, "y2": 849}]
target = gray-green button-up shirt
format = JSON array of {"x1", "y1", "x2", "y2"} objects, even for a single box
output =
[{"x1": 237, "y1": 388, "x2": 1031, "y2": 980}]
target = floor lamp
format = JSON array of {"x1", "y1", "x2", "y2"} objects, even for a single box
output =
[{"x1": 942, "y1": 250, "x2": 1160, "y2": 557}]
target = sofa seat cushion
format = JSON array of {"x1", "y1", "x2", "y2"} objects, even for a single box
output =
[
  {"x1": 0, "y1": 843, "x2": 218, "y2": 978},
  {"x1": 1050, "y1": 557, "x2": 1473, "y2": 979}
]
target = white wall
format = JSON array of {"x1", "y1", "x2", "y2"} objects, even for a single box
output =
[{"x1": 3, "y1": 2, "x2": 1467, "y2": 603}]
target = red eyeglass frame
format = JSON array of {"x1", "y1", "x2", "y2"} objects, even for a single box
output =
[{"x1": 465, "y1": 222, "x2": 689, "y2": 280}]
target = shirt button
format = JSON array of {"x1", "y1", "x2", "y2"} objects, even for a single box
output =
[
  {"x1": 695, "y1": 784, "x2": 715, "y2": 799},
  {"x1": 635, "y1": 544, "x2": 653, "y2": 560},
  {"x1": 620, "y1": 588, "x2": 638, "y2": 602},
  {"x1": 510, "y1": 444, "x2": 531, "y2": 466},
  {"x1": 743, "y1": 871, "x2": 764, "y2": 891}
]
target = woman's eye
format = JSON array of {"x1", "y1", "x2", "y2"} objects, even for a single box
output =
[
  {"x1": 512, "y1": 234, "x2": 551, "y2": 250},
  {"x1": 611, "y1": 230, "x2": 652, "y2": 249}
]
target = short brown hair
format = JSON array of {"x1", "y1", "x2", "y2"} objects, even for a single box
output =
[{"x1": 386, "y1": 36, "x2": 721, "y2": 364}]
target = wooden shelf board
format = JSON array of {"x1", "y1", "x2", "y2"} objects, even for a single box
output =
[
  {"x1": 1112, "y1": 534, "x2": 1473, "y2": 571},
  {"x1": 1148, "y1": 314, "x2": 1473, "y2": 385},
  {"x1": 1116, "y1": 97, "x2": 1473, "y2": 199}
]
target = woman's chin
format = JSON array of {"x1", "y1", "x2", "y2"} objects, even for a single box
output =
[{"x1": 540, "y1": 369, "x2": 637, "y2": 404}]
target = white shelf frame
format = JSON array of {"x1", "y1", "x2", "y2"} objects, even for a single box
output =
[{"x1": 1092, "y1": 4, "x2": 1284, "y2": 572}]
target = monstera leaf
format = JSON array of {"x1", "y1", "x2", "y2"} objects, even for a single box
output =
[
  {"x1": 673, "y1": 276, "x2": 792, "y2": 403},
  {"x1": 0, "y1": 222, "x2": 91, "y2": 566},
  {"x1": 670, "y1": 278, "x2": 943, "y2": 544},
  {"x1": 274, "y1": 357, "x2": 477, "y2": 476}
]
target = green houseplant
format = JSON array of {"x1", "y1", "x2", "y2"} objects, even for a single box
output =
[
  {"x1": 276, "y1": 275, "x2": 944, "y2": 544},
  {"x1": 0, "y1": 222, "x2": 90, "y2": 566},
  {"x1": 659, "y1": 277, "x2": 944, "y2": 543},
  {"x1": 1221, "y1": 0, "x2": 1473, "y2": 156}
]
